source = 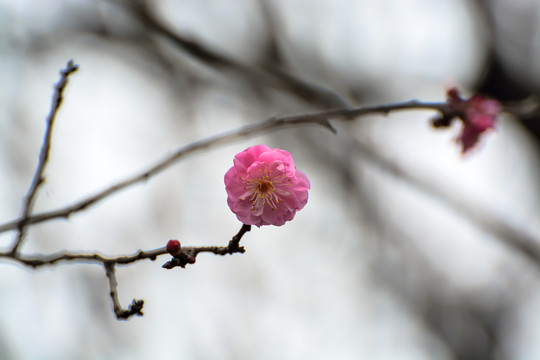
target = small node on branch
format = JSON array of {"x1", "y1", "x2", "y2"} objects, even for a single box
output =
[
  {"x1": 431, "y1": 114, "x2": 454, "y2": 128},
  {"x1": 162, "y1": 239, "x2": 195, "y2": 269},
  {"x1": 116, "y1": 299, "x2": 144, "y2": 320},
  {"x1": 162, "y1": 250, "x2": 195, "y2": 269},
  {"x1": 161, "y1": 224, "x2": 252, "y2": 269},
  {"x1": 224, "y1": 224, "x2": 251, "y2": 254},
  {"x1": 322, "y1": 118, "x2": 337, "y2": 134}
]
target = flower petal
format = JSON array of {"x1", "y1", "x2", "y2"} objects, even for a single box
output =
[{"x1": 224, "y1": 145, "x2": 310, "y2": 226}]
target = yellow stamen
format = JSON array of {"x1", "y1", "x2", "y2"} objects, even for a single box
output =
[{"x1": 243, "y1": 165, "x2": 286, "y2": 211}]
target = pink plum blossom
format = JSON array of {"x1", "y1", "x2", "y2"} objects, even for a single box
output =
[
  {"x1": 224, "y1": 145, "x2": 310, "y2": 227},
  {"x1": 435, "y1": 87, "x2": 502, "y2": 154}
]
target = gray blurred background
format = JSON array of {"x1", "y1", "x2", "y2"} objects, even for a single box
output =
[{"x1": 1, "y1": 0, "x2": 540, "y2": 359}]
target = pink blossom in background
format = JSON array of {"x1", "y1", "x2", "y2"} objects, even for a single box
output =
[
  {"x1": 224, "y1": 145, "x2": 310, "y2": 227},
  {"x1": 447, "y1": 87, "x2": 502, "y2": 154}
]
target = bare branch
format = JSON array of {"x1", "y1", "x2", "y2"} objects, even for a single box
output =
[
  {"x1": 105, "y1": 262, "x2": 144, "y2": 320},
  {"x1": 0, "y1": 246, "x2": 167, "y2": 268},
  {"x1": 0, "y1": 223, "x2": 251, "y2": 319},
  {"x1": 0, "y1": 100, "x2": 451, "y2": 234},
  {"x1": 0, "y1": 224, "x2": 251, "y2": 269},
  {"x1": 0, "y1": 220, "x2": 248, "y2": 270},
  {"x1": 163, "y1": 224, "x2": 251, "y2": 269},
  {"x1": 11, "y1": 60, "x2": 79, "y2": 256}
]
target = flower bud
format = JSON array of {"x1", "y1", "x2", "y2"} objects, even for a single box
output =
[{"x1": 166, "y1": 240, "x2": 182, "y2": 256}]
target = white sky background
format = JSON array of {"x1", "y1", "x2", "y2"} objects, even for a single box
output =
[{"x1": 0, "y1": 0, "x2": 539, "y2": 359}]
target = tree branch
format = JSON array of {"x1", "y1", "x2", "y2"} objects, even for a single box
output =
[
  {"x1": 104, "y1": 262, "x2": 144, "y2": 320},
  {"x1": 0, "y1": 246, "x2": 167, "y2": 268},
  {"x1": 162, "y1": 224, "x2": 251, "y2": 269},
  {"x1": 0, "y1": 224, "x2": 251, "y2": 269},
  {"x1": 10, "y1": 60, "x2": 79, "y2": 256},
  {"x1": 0, "y1": 100, "x2": 451, "y2": 234},
  {"x1": 0, "y1": 223, "x2": 252, "y2": 320}
]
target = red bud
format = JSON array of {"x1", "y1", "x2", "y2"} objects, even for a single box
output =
[{"x1": 166, "y1": 240, "x2": 182, "y2": 256}]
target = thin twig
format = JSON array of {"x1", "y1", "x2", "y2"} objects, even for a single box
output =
[
  {"x1": 0, "y1": 224, "x2": 251, "y2": 270},
  {"x1": 0, "y1": 100, "x2": 451, "y2": 234},
  {"x1": 0, "y1": 223, "x2": 252, "y2": 320},
  {"x1": 105, "y1": 262, "x2": 144, "y2": 320},
  {"x1": 188, "y1": 223, "x2": 251, "y2": 256},
  {"x1": 0, "y1": 246, "x2": 167, "y2": 268},
  {"x1": 10, "y1": 60, "x2": 79, "y2": 256},
  {"x1": 162, "y1": 224, "x2": 252, "y2": 269}
]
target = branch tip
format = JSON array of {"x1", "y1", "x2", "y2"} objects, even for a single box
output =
[
  {"x1": 116, "y1": 299, "x2": 145, "y2": 320},
  {"x1": 10, "y1": 59, "x2": 80, "y2": 256}
]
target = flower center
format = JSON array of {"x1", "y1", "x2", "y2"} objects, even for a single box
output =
[
  {"x1": 241, "y1": 164, "x2": 288, "y2": 212},
  {"x1": 251, "y1": 176, "x2": 279, "y2": 210},
  {"x1": 257, "y1": 180, "x2": 273, "y2": 194}
]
